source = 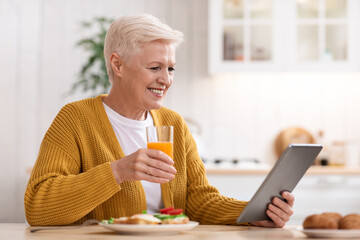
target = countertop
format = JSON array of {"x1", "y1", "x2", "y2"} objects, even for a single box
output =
[
  {"x1": 206, "y1": 165, "x2": 360, "y2": 175},
  {"x1": 1, "y1": 223, "x2": 311, "y2": 240}
]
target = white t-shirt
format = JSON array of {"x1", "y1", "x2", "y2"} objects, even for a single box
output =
[{"x1": 103, "y1": 102, "x2": 164, "y2": 214}]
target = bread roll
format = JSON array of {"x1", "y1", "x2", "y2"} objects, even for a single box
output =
[
  {"x1": 303, "y1": 214, "x2": 338, "y2": 229},
  {"x1": 321, "y1": 212, "x2": 342, "y2": 223},
  {"x1": 339, "y1": 214, "x2": 360, "y2": 229}
]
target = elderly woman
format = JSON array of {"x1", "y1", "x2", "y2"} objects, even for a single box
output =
[{"x1": 24, "y1": 14, "x2": 294, "y2": 227}]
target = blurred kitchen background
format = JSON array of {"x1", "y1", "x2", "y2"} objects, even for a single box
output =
[{"x1": 1, "y1": 0, "x2": 360, "y2": 224}]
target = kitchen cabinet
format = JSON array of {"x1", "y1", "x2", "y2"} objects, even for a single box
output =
[
  {"x1": 206, "y1": 167, "x2": 360, "y2": 225},
  {"x1": 290, "y1": 174, "x2": 360, "y2": 224},
  {"x1": 208, "y1": 0, "x2": 360, "y2": 73}
]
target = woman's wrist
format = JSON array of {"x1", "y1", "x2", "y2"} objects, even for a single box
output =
[{"x1": 111, "y1": 161, "x2": 123, "y2": 185}]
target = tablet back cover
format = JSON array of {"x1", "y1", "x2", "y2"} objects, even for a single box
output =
[{"x1": 236, "y1": 144, "x2": 322, "y2": 224}]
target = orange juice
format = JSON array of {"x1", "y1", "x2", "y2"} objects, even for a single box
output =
[{"x1": 147, "y1": 142, "x2": 173, "y2": 159}]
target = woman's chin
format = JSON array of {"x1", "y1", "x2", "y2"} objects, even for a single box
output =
[
  {"x1": 151, "y1": 105, "x2": 163, "y2": 110},
  {"x1": 147, "y1": 102, "x2": 164, "y2": 111},
  {"x1": 150, "y1": 100, "x2": 164, "y2": 110}
]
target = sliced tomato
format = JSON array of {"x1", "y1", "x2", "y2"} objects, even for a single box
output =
[
  {"x1": 167, "y1": 209, "x2": 183, "y2": 215},
  {"x1": 160, "y1": 207, "x2": 175, "y2": 214}
]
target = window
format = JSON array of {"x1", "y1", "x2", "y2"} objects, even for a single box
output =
[
  {"x1": 297, "y1": 0, "x2": 348, "y2": 62},
  {"x1": 222, "y1": 0, "x2": 273, "y2": 62}
]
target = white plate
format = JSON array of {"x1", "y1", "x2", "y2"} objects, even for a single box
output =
[
  {"x1": 100, "y1": 221, "x2": 199, "y2": 234},
  {"x1": 302, "y1": 229, "x2": 360, "y2": 239}
]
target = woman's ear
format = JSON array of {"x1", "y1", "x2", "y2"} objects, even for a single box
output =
[{"x1": 110, "y1": 52, "x2": 123, "y2": 77}]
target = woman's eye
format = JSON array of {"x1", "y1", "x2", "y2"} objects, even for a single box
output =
[{"x1": 149, "y1": 67, "x2": 175, "y2": 73}]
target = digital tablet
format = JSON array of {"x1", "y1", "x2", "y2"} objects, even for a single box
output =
[{"x1": 236, "y1": 144, "x2": 322, "y2": 224}]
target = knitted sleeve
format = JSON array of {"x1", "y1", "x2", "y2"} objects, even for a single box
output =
[
  {"x1": 24, "y1": 104, "x2": 120, "y2": 226},
  {"x1": 183, "y1": 123, "x2": 248, "y2": 225}
]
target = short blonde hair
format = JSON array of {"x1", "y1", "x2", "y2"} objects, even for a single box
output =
[{"x1": 104, "y1": 14, "x2": 184, "y2": 83}]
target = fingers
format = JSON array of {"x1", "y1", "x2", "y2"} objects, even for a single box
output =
[
  {"x1": 146, "y1": 149, "x2": 174, "y2": 165},
  {"x1": 250, "y1": 220, "x2": 274, "y2": 227},
  {"x1": 272, "y1": 197, "x2": 294, "y2": 219},
  {"x1": 282, "y1": 191, "x2": 295, "y2": 207},
  {"x1": 141, "y1": 149, "x2": 176, "y2": 180},
  {"x1": 250, "y1": 208, "x2": 288, "y2": 228},
  {"x1": 135, "y1": 172, "x2": 171, "y2": 184},
  {"x1": 249, "y1": 192, "x2": 295, "y2": 228},
  {"x1": 145, "y1": 152, "x2": 176, "y2": 175},
  {"x1": 266, "y1": 207, "x2": 287, "y2": 228},
  {"x1": 125, "y1": 149, "x2": 176, "y2": 183},
  {"x1": 265, "y1": 193, "x2": 294, "y2": 228},
  {"x1": 135, "y1": 161, "x2": 176, "y2": 182}
]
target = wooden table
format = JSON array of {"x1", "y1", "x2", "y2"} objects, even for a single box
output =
[{"x1": 0, "y1": 223, "x2": 311, "y2": 240}]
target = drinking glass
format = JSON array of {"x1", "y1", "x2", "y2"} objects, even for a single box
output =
[{"x1": 146, "y1": 126, "x2": 174, "y2": 159}]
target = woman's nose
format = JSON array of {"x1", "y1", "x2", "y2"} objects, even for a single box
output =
[{"x1": 158, "y1": 70, "x2": 172, "y2": 86}]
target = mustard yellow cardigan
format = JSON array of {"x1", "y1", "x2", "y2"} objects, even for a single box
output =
[{"x1": 24, "y1": 95, "x2": 248, "y2": 226}]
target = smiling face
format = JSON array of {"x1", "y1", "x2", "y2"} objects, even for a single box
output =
[{"x1": 106, "y1": 40, "x2": 176, "y2": 120}]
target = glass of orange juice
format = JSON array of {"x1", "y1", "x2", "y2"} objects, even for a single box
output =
[{"x1": 146, "y1": 126, "x2": 173, "y2": 159}]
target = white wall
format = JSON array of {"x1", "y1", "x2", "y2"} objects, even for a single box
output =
[
  {"x1": 205, "y1": 72, "x2": 360, "y2": 163},
  {"x1": 0, "y1": 0, "x2": 208, "y2": 223},
  {"x1": 0, "y1": 0, "x2": 359, "y2": 223}
]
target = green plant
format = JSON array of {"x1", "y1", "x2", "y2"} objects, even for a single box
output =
[{"x1": 70, "y1": 17, "x2": 114, "y2": 96}]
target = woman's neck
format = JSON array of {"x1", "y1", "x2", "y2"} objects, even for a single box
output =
[{"x1": 103, "y1": 91, "x2": 147, "y2": 121}]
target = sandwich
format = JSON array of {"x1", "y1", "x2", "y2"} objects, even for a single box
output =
[
  {"x1": 103, "y1": 207, "x2": 189, "y2": 225},
  {"x1": 154, "y1": 207, "x2": 189, "y2": 224},
  {"x1": 112, "y1": 213, "x2": 161, "y2": 225}
]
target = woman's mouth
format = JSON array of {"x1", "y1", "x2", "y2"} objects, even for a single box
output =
[{"x1": 148, "y1": 88, "x2": 164, "y2": 97}]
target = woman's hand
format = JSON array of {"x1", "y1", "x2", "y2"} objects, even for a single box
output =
[
  {"x1": 250, "y1": 191, "x2": 294, "y2": 228},
  {"x1": 111, "y1": 148, "x2": 176, "y2": 184}
]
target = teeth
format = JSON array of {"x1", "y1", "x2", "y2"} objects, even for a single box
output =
[{"x1": 149, "y1": 88, "x2": 164, "y2": 94}]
